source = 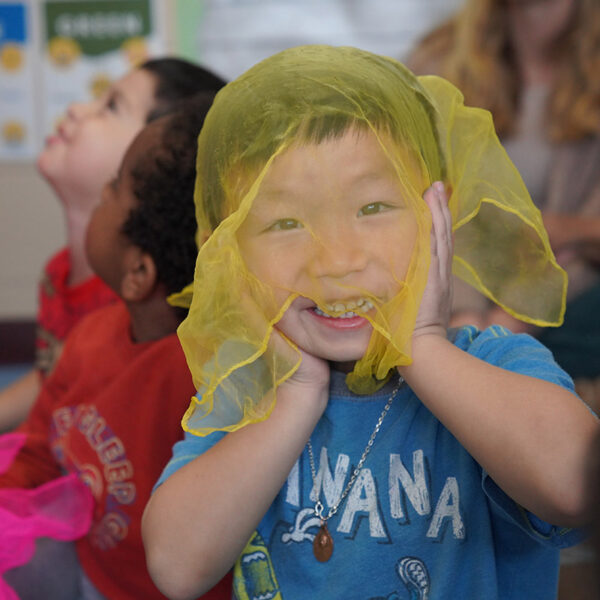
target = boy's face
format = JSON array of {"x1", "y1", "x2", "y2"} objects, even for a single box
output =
[
  {"x1": 37, "y1": 68, "x2": 157, "y2": 209},
  {"x1": 85, "y1": 121, "x2": 161, "y2": 293},
  {"x1": 237, "y1": 128, "x2": 419, "y2": 369}
]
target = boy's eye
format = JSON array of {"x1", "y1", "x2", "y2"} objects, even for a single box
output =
[
  {"x1": 266, "y1": 218, "x2": 303, "y2": 231},
  {"x1": 357, "y1": 202, "x2": 391, "y2": 216},
  {"x1": 102, "y1": 93, "x2": 118, "y2": 112}
]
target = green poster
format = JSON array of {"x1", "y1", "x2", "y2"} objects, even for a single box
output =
[{"x1": 45, "y1": 0, "x2": 151, "y2": 58}]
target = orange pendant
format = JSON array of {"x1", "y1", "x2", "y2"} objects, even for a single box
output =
[{"x1": 313, "y1": 522, "x2": 333, "y2": 562}]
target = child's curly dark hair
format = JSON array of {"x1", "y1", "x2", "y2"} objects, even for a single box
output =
[{"x1": 121, "y1": 93, "x2": 214, "y2": 310}]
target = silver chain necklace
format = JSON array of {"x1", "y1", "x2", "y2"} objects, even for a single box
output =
[{"x1": 307, "y1": 377, "x2": 403, "y2": 562}]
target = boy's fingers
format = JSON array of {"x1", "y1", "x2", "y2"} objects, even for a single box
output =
[
  {"x1": 428, "y1": 185, "x2": 446, "y2": 268},
  {"x1": 433, "y1": 182, "x2": 451, "y2": 242},
  {"x1": 434, "y1": 181, "x2": 452, "y2": 239},
  {"x1": 428, "y1": 182, "x2": 453, "y2": 282}
]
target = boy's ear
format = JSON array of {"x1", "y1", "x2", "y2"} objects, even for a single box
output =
[{"x1": 120, "y1": 246, "x2": 157, "y2": 302}]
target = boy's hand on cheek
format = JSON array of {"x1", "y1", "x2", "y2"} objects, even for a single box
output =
[
  {"x1": 270, "y1": 327, "x2": 330, "y2": 401},
  {"x1": 412, "y1": 182, "x2": 453, "y2": 342},
  {"x1": 288, "y1": 346, "x2": 331, "y2": 393}
]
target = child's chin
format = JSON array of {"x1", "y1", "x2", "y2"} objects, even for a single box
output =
[
  {"x1": 36, "y1": 152, "x2": 61, "y2": 182},
  {"x1": 328, "y1": 359, "x2": 358, "y2": 374},
  {"x1": 36, "y1": 152, "x2": 51, "y2": 176}
]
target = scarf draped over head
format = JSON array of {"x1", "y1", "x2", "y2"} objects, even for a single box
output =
[{"x1": 170, "y1": 45, "x2": 566, "y2": 436}]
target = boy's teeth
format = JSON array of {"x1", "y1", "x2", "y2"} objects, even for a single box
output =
[
  {"x1": 314, "y1": 307, "x2": 357, "y2": 318},
  {"x1": 317, "y1": 298, "x2": 374, "y2": 317}
]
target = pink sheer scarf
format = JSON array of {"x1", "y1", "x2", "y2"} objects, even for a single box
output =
[{"x1": 0, "y1": 433, "x2": 93, "y2": 599}]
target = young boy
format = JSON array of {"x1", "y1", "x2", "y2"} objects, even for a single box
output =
[
  {"x1": 0, "y1": 96, "x2": 231, "y2": 600},
  {"x1": 142, "y1": 46, "x2": 598, "y2": 600},
  {"x1": 0, "y1": 58, "x2": 226, "y2": 433}
]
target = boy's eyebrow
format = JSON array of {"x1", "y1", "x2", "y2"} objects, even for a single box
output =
[
  {"x1": 254, "y1": 188, "x2": 299, "y2": 203},
  {"x1": 258, "y1": 171, "x2": 400, "y2": 201}
]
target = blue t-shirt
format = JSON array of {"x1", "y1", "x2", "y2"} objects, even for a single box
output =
[{"x1": 156, "y1": 326, "x2": 584, "y2": 600}]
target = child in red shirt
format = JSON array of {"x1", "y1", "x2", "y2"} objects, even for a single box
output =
[
  {"x1": 0, "y1": 97, "x2": 232, "y2": 600},
  {"x1": 0, "y1": 58, "x2": 225, "y2": 432}
]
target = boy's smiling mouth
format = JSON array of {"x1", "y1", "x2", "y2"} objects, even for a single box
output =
[{"x1": 308, "y1": 297, "x2": 375, "y2": 327}]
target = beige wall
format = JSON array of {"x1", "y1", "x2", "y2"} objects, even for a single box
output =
[{"x1": 0, "y1": 163, "x2": 64, "y2": 319}]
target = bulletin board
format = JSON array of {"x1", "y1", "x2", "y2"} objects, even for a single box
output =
[
  {"x1": 0, "y1": 0, "x2": 165, "y2": 161},
  {"x1": 0, "y1": 2, "x2": 37, "y2": 160}
]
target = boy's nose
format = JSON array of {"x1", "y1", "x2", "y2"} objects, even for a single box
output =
[
  {"x1": 311, "y1": 230, "x2": 368, "y2": 280},
  {"x1": 67, "y1": 99, "x2": 98, "y2": 121}
]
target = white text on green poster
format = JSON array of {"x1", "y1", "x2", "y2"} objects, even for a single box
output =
[{"x1": 45, "y1": 0, "x2": 151, "y2": 57}]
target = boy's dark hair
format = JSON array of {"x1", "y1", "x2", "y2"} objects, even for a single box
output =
[
  {"x1": 121, "y1": 94, "x2": 213, "y2": 312},
  {"x1": 140, "y1": 57, "x2": 226, "y2": 122},
  {"x1": 195, "y1": 46, "x2": 445, "y2": 230}
]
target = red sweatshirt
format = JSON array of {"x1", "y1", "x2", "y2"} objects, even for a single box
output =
[
  {"x1": 36, "y1": 248, "x2": 118, "y2": 375},
  {"x1": 1, "y1": 302, "x2": 231, "y2": 599}
]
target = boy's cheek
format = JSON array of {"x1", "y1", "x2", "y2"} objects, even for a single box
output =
[{"x1": 385, "y1": 229, "x2": 419, "y2": 279}]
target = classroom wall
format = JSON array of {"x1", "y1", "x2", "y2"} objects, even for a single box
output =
[
  {"x1": 0, "y1": 162, "x2": 62, "y2": 319},
  {"x1": 0, "y1": 0, "x2": 459, "y2": 321}
]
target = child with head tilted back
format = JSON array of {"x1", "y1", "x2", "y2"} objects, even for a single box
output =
[
  {"x1": 0, "y1": 58, "x2": 225, "y2": 433},
  {"x1": 0, "y1": 96, "x2": 232, "y2": 600},
  {"x1": 142, "y1": 46, "x2": 598, "y2": 600}
]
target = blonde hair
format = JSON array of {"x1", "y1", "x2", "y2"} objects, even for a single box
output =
[{"x1": 409, "y1": 0, "x2": 600, "y2": 141}]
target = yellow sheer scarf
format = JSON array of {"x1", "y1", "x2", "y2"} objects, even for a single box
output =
[{"x1": 170, "y1": 45, "x2": 566, "y2": 436}]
